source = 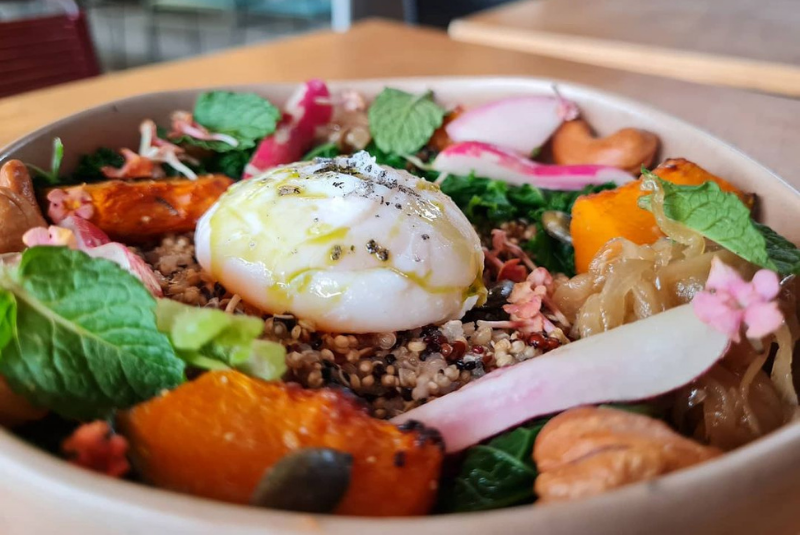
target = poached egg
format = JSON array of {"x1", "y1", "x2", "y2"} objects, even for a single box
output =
[{"x1": 195, "y1": 152, "x2": 485, "y2": 333}]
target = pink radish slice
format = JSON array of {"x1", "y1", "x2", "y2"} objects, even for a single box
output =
[
  {"x1": 86, "y1": 243, "x2": 163, "y2": 297},
  {"x1": 57, "y1": 216, "x2": 162, "y2": 297},
  {"x1": 58, "y1": 215, "x2": 111, "y2": 249},
  {"x1": 392, "y1": 305, "x2": 729, "y2": 453},
  {"x1": 243, "y1": 79, "x2": 333, "y2": 179},
  {"x1": 445, "y1": 95, "x2": 579, "y2": 155},
  {"x1": 432, "y1": 141, "x2": 633, "y2": 190}
]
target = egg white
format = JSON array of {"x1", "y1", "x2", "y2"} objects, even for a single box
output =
[{"x1": 195, "y1": 152, "x2": 485, "y2": 333}]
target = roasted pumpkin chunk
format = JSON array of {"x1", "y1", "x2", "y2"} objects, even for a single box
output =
[
  {"x1": 46, "y1": 175, "x2": 232, "y2": 242},
  {"x1": 119, "y1": 371, "x2": 444, "y2": 516},
  {"x1": 570, "y1": 159, "x2": 747, "y2": 273}
]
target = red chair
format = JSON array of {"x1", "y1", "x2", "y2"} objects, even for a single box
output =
[{"x1": 0, "y1": 2, "x2": 100, "y2": 98}]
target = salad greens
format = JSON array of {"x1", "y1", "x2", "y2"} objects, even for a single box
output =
[
  {"x1": 187, "y1": 91, "x2": 281, "y2": 152},
  {"x1": 71, "y1": 147, "x2": 125, "y2": 183},
  {"x1": 641, "y1": 169, "x2": 800, "y2": 274},
  {"x1": 156, "y1": 299, "x2": 286, "y2": 381},
  {"x1": 368, "y1": 88, "x2": 445, "y2": 156},
  {"x1": 440, "y1": 419, "x2": 548, "y2": 513},
  {"x1": 440, "y1": 174, "x2": 614, "y2": 275},
  {"x1": 27, "y1": 137, "x2": 64, "y2": 186},
  {"x1": 0, "y1": 247, "x2": 185, "y2": 420},
  {"x1": 205, "y1": 148, "x2": 255, "y2": 179},
  {"x1": 303, "y1": 142, "x2": 341, "y2": 160}
]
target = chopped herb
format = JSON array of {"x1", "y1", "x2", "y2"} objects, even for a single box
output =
[{"x1": 27, "y1": 137, "x2": 64, "y2": 186}]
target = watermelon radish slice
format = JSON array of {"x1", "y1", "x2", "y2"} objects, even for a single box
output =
[
  {"x1": 392, "y1": 305, "x2": 729, "y2": 452},
  {"x1": 445, "y1": 95, "x2": 579, "y2": 155},
  {"x1": 243, "y1": 79, "x2": 333, "y2": 179},
  {"x1": 432, "y1": 141, "x2": 633, "y2": 190}
]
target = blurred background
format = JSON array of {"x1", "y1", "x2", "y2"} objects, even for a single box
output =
[
  {"x1": 1, "y1": 0, "x2": 797, "y2": 100},
  {"x1": 0, "y1": 0, "x2": 516, "y2": 96}
]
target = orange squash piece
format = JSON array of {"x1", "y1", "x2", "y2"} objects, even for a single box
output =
[
  {"x1": 46, "y1": 175, "x2": 232, "y2": 242},
  {"x1": 118, "y1": 371, "x2": 443, "y2": 516},
  {"x1": 571, "y1": 159, "x2": 747, "y2": 273}
]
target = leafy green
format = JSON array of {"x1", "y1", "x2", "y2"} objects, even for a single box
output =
[
  {"x1": 69, "y1": 147, "x2": 125, "y2": 183},
  {"x1": 303, "y1": 142, "x2": 342, "y2": 160},
  {"x1": 440, "y1": 419, "x2": 548, "y2": 513},
  {"x1": 27, "y1": 137, "x2": 64, "y2": 185},
  {"x1": 156, "y1": 299, "x2": 286, "y2": 381},
  {"x1": 0, "y1": 247, "x2": 185, "y2": 420},
  {"x1": 439, "y1": 175, "x2": 613, "y2": 275},
  {"x1": 193, "y1": 91, "x2": 281, "y2": 151},
  {"x1": 203, "y1": 148, "x2": 253, "y2": 180},
  {"x1": 0, "y1": 290, "x2": 16, "y2": 352},
  {"x1": 640, "y1": 170, "x2": 785, "y2": 272},
  {"x1": 368, "y1": 88, "x2": 445, "y2": 155},
  {"x1": 754, "y1": 222, "x2": 800, "y2": 275}
]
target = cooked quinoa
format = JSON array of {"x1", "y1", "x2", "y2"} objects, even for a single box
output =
[{"x1": 137, "y1": 225, "x2": 564, "y2": 419}]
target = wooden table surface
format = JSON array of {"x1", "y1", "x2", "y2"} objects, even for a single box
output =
[
  {"x1": 0, "y1": 19, "x2": 799, "y2": 181},
  {"x1": 450, "y1": 0, "x2": 800, "y2": 97}
]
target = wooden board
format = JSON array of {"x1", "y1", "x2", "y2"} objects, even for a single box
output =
[
  {"x1": 1, "y1": 19, "x2": 799, "y2": 180},
  {"x1": 450, "y1": 0, "x2": 800, "y2": 96}
]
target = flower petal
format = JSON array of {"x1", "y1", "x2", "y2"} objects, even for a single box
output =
[
  {"x1": 751, "y1": 269, "x2": 781, "y2": 301},
  {"x1": 692, "y1": 291, "x2": 743, "y2": 342},
  {"x1": 743, "y1": 301, "x2": 784, "y2": 339}
]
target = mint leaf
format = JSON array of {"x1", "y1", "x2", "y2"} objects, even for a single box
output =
[
  {"x1": 156, "y1": 299, "x2": 286, "y2": 380},
  {"x1": 641, "y1": 172, "x2": 773, "y2": 270},
  {"x1": 440, "y1": 419, "x2": 548, "y2": 512},
  {"x1": 193, "y1": 91, "x2": 281, "y2": 151},
  {"x1": 0, "y1": 290, "x2": 16, "y2": 352},
  {"x1": 0, "y1": 247, "x2": 184, "y2": 420},
  {"x1": 754, "y1": 222, "x2": 800, "y2": 275},
  {"x1": 368, "y1": 88, "x2": 445, "y2": 155}
]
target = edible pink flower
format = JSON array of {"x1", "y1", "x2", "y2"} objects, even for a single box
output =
[
  {"x1": 22, "y1": 226, "x2": 77, "y2": 248},
  {"x1": 62, "y1": 421, "x2": 130, "y2": 478},
  {"x1": 168, "y1": 110, "x2": 238, "y2": 147},
  {"x1": 46, "y1": 187, "x2": 94, "y2": 223},
  {"x1": 692, "y1": 257, "x2": 783, "y2": 342}
]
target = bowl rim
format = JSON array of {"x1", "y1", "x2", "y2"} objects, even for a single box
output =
[{"x1": 1, "y1": 75, "x2": 799, "y2": 534}]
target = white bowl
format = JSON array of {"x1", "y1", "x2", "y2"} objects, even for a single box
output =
[{"x1": 1, "y1": 77, "x2": 799, "y2": 535}]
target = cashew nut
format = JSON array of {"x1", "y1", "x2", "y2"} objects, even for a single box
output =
[
  {"x1": 552, "y1": 120, "x2": 659, "y2": 174},
  {"x1": 0, "y1": 159, "x2": 39, "y2": 207},
  {"x1": 533, "y1": 406, "x2": 721, "y2": 502},
  {"x1": 0, "y1": 160, "x2": 46, "y2": 254}
]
